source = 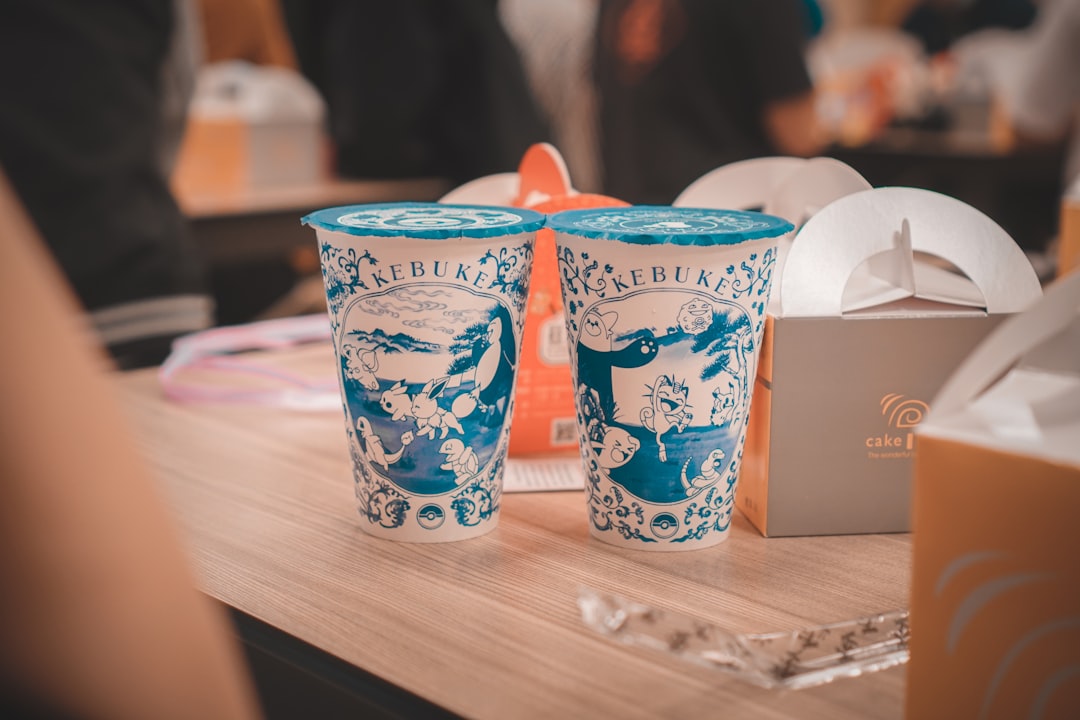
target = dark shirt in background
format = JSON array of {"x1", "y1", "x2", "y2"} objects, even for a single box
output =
[
  {"x1": 0, "y1": 0, "x2": 209, "y2": 369},
  {"x1": 594, "y1": 0, "x2": 815, "y2": 205},
  {"x1": 281, "y1": 0, "x2": 550, "y2": 185},
  {"x1": 903, "y1": 0, "x2": 1037, "y2": 55}
]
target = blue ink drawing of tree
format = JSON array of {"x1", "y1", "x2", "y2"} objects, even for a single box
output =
[
  {"x1": 446, "y1": 304, "x2": 513, "y2": 377},
  {"x1": 690, "y1": 307, "x2": 752, "y2": 381},
  {"x1": 447, "y1": 319, "x2": 491, "y2": 376}
]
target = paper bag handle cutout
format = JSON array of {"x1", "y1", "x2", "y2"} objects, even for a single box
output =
[
  {"x1": 438, "y1": 143, "x2": 574, "y2": 207},
  {"x1": 929, "y1": 270, "x2": 1079, "y2": 418},
  {"x1": 782, "y1": 187, "x2": 1042, "y2": 317},
  {"x1": 513, "y1": 143, "x2": 573, "y2": 205}
]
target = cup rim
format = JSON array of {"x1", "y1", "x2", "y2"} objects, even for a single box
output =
[
  {"x1": 302, "y1": 202, "x2": 546, "y2": 240},
  {"x1": 548, "y1": 205, "x2": 793, "y2": 246}
]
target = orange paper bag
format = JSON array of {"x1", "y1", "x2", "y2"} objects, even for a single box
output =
[
  {"x1": 441, "y1": 144, "x2": 627, "y2": 455},
  {"x1": 908, "y1": 270, "x2": 1080, "y2": 719}
]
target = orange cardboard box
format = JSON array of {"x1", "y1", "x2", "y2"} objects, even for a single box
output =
[
  {"x1": 908, "y1": 270, "x2": 1080, "y2": 719},
  {"x1": 441, "y1": 144, "x2": 627, "y2": 455},
  {"x1": 1059, "y1": 178, "x2": 1080, "y2": 279}
]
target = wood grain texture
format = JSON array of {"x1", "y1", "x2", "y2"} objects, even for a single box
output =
[{"x1": 115, "y1": 346, "x2": 912, "y2": 719}]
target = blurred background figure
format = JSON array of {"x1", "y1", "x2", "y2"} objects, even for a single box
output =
[
  {"x1": 499, "y1": 0, "x2": 604, "y2": 192},
  {"x1": 280, "y1": 0, "x2": 550, "y2": 185},
  {"x1": 900, "y1": 0, "x2": 1037, "y2": 55},
  {"x1": 989, "y1": 0, "x2": 1080, "y2": 183},
  {"x1": 196, "y1": 0, "x2": 298, "y2": 69},
  {"x1": 175, "y1": 0, "x2": 320, "y2": 326},
  {"x1": 593, "y1": 0, "x2": 828, "y2": 204},
  {"x1": 0, "y1": 0, "x2": 211, "y2": 370},
  {"x1": 801, "y1": 0, "x2": 1068, "y2": 270},
  {"x1": 0, "y1": 167, "x2": 262, "y2": 719},
  {"x1": 983, "y1": 0, "x2": 1080, "y2": 276}
]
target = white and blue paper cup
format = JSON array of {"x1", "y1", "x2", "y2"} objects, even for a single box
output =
[
  {"x1": 303, "y1": 203, "x2": 543, "y2": 542},
  {"x1": 549, "y1": 207, "x2": 792, "y2": 550}
]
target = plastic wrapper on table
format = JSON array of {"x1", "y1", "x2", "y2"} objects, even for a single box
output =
[{"x1": 577, "y1": 587, "x2": 910, "y2": 690}]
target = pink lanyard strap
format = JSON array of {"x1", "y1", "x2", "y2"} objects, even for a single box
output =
[{"x1": 158, "y1": 314, "x2": 341, "y2": 410}]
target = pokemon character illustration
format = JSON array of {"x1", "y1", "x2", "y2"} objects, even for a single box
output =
[
  {"x1": 356, "y1": 416, "x2": 414, "y2": 471},
  {"x1": 579, "y1": 384, "x2": 640, "y2": 470},
  {"x1": 640, "y1": 374, "x2": 692, "y2": 463},
  {"x1": 438, "y1": 438, "x2": 479, "y2": 483},
  {"x1": 680, "y1": 449, "x2": 726, "y2": 495},
  {"x1": 410, "y1": 377, "x2": 464, "y2": 440}
]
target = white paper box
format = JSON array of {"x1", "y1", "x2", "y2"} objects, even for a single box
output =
[{"x1": 738, "y1": 187, "x2": 1043, "y2": 537}]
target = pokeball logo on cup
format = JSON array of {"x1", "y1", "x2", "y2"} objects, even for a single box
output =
[
  {"x1": 650, "y1": 512, "x2": 680, "y2": 539},
  {"x1": 417, "y1": 504, "x2": 446, "y2": 530}
]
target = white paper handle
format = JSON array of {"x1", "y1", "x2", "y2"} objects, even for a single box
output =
[
  {"x1": 781, "y1": 187, "x2": 1042, "y2": 317},
  {"x1": 929, "y1": 270, "x2": 1080, "y2": 418},
  {"x1": 673, "y1": 156, "x2": 806, "y2": 209},
  {"x1": 763, "y1": 157, "x2": 872, "y2": 229},
  {"x1": 438, "y1": 173, "x2": 519, "y2": 205}
]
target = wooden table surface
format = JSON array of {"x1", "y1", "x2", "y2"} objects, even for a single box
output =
[{"x1": 116, "y1": 345, "x2": 912, "y2": 719}]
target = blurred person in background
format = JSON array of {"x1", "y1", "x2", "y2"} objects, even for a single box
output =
[
  {"x1": 179, "y1": 0, "x2": 313, "y2": 326},
  {"x1": 594, "y1": 0, "x2": 829, "y2": 204},
  {"x1": 0, "y1": 0, "x2": 210, "y2": 369},
  {"x1": 901, "y1": 0, "x2": 1037, "y2": 55},
  {"x1": 499, "y1": 0, "x2": 605, "y2": 192},
  {"x1": 0, "y1": 167, "x2": 262, "y2": 719},
  {"x1": 991, "y1": 0, "x2": 1080, "y2": 276},
  {"x1": 992, "y1": 0, "x2": 1080, "y2": 184},
  {"x1": 195, "y1": 0, "x2": 298, "y2": 68},
  {"x1": 281, "y1": 0, "x2": 550, "y2": 186}
]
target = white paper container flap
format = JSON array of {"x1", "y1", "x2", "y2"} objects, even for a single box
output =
[
  {"x1": 780, "y1": 187, "x2": 1042, "y2": 317},
  {"x1": 929, "y1": 270, "x2": 1080, "y2": 418},
  {"x1": 922, "y1": 271, "x2": 1080, "y2": 466},
  {"x1": 673, "y1": 157, "x2": 807, "y2": 210},
  {"x1": 438, "y1": 173, "x2": 519, "y2": 205},
  {"x1": 763, "y1": 157, "x2": 872, "y2": 229}
]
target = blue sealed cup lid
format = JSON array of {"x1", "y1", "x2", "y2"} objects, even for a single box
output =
[
  {"x1": 548, "y1": 206, "x2": 793, "y2": 245},
  {"x1": 302, "y1": 202, "x2": 546, "y2": 239}
]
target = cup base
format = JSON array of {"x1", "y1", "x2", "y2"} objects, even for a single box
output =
[
  {"x1": 356, "y1": 512, "x2": 499, "y2": 543},
  {"x1": 587, "y1": 524, "x2": 730, "y2": 552}
]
